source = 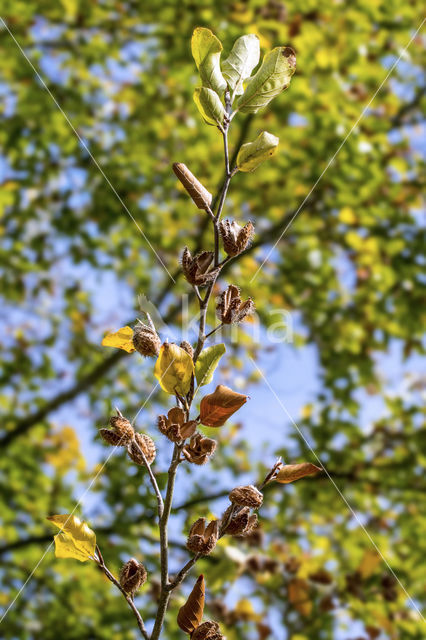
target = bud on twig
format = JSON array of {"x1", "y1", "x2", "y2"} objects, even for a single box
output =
[
  {"x1": 172, "y1": 162, "x2": 213, "y2": 211},
  {"x1": 119, "y1": 558, "x2": 147, "y2": 596},
  {"x1": 191, "y1": 620, "x2": 225, "y2": 640},
  {"x1": 182, "y1": 433, "x2": 217, "y2": 465},
  {"x1": 219, "y1": 219, "x2": 254, "y2": 257},
  {"x1": 99, "y1": 410, "x2": 134, "y2": 446},
  {"x1": 181, "y1": 247, "x2": 220, "y2": 287},
  {"x1": 157, "y1": 407, "x2": 198, "y2": 443},
  {"x1": 127, "y1": 433, "x2": 156, "y2": 465},
  {"x1": 216, "y1": 285, "x2": 255, "y2": 324},
  {"x1": 187, "y1": 518, "x2": 219, "y2": 555},
  {"x1": 229, "y1": 485, "x2": 263, "y2": 509},
  {"x1": 132, "y1": 319, "x2": 161, "y2": 357}
]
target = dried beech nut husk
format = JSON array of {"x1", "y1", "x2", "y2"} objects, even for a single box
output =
[
  {"x1": 216, "y1": 285, "x2": 255, "y2": 324},
  {"x1": 187, "y1": 518, "x2": 219, "y2": 555},
  {"x1": 229, "y1": 485, "x2": 263, "y2": 509},
  {"x1": 222, "y1": 506, "x2": 249, "y2": 535},
  {"x1": 132, "y1": 322, "x2": 161, "y2": 357},
  {"x1": 182, "y1": 433, "x2": 217, "y2": 465},
  {"x1": 100, "y1": 412, "x2": 134, "y2": 446},
  {"x1": 180, "y1": 340, "x2": 194, "y2": 359},
  {"x1": 157, "y1": 408, "x2": 197, "y2": 442},
  {"x1": 99, "y1": 428, "x2": 124, "y2": 446},
  {"x1": 191, "y1": 620, "x2": 224, "y2": 640},
  {"x1": 119, "y1": 558, "x2": 147, "y2": 595},
  {"x1": 181, "y1": 247, "x2": 220, "y2": 287},
  {"x1": 172, "y1": 162, "x2": 212, "y2": 211},
  {"x1": 219, "y1": 219, "x2": 254, "y2": 257},
  {"x1": 127, "y1": 433, "x2": 156, "y2": 465}
]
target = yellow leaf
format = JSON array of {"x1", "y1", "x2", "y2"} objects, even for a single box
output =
[
  {"x1": 234, "y1": 598, "x2": 262, "y2": 622},
  {"x1": 47, "y1": 514, "x2": 96, "y2": 562},
  {"x1": 154, "y1": 343, "x2": 194, "y2": 395},
  {"x1": 288, "y1": 578, "x2": 312, "y2": 617},
  {"x1": 101, "y1": 326, "x2": 135, "y2": 353},
  {"x1": 358, "y1": 549, "x2": 382, "y2": 579}
]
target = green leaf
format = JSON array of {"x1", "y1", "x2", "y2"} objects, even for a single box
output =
[
  {"x1": 222, "y1": 34, "x2": 260, "y2": 98},
  {"x1": 236, "y1": 47, "x2": 296, "y2": 114},
  {"x1": 191, "y1": 27, "x2": 227, "y2": 95},
  {"x1": 154, "y1": 343, "x2": 194, "y2": 395},
  {"x1": 47, "y1": 514, "x2": 96, "y2": 562},
  {"x1": 237, "y1": 131, "x2": 279, "y2": 172},
  {"x1": 193, "y1": 87, "x2": 226, "y2": 127},
  {"x1": 195, "y1": 343, "x2": 226, "y2": 387}
]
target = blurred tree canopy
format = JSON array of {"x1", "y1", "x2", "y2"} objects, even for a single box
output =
[{"x1": 0, "y1": 1, "x2": 425, "y2": 639}]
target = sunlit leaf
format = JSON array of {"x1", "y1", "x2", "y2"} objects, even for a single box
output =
[
  {"x1": 101, "y1": 326, "x2": 135, "y2": 353},
  {"x1": 47, "y1": 514, "x2": 96, "y2": 562},
  {"x1": 236, "y1": 46, "x2": 296, "y2": 114},
  {"x1": 200, "y1": 384, "x2": 248, "y2": 427},
  {"x1": 275, "y1": 462, "x2": 321, "y2": 484},
  {"x1": 191, "y1": 27, "x2": 226, "y2": 95},
  {"x1": 237, "y1": 131, "x2": 279, "y2": 172},
  {"x1": 154, "y1": 343, "x2": 194, "y2": 395},
  {"x1": 195, "y1": 343, "x2": 226, "y2": 387},
  {"x1": 359, "y1": 550, "x2": 382, "y2": 578},
  {"x1": 288, "y1": 578, "x2": 312, "y2": 617},
  {"x1": 177, "y1": 574, "x2": 205, "y2": 634},
  {"x1": 193, "y1": 87, "x2": 226, "y2": 127},
  {"x1": 222, "y1": 34, "x2": 260, "y2": 97}
]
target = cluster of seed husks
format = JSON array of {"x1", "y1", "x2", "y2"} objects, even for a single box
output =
[
  {"x1": 186, "y1": 518, "x2": 219, "y2": 555},
  {"x1": 182, "y1": 433, "x2": 217, "y2": 465},
  {"x1": 157, "y1": 407, "x2": 198, "y2": 443},
  {"x1": 99, "y1": 411, "x2": 156, "y2": 465}
]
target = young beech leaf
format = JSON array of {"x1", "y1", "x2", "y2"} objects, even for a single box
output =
[
  {"x1": 237, "y1": 131, "x2": 279, "y2": 172},
  {"x1": 177, "y1": 574, "x2": 205, "y2": 634},
  {"x1": 275, "y1": 462, "x2": 321, "y2": 484},
  {"x1": 191, "y1": 27, "x2": 227, "y2": 95},
  {"x1": 236, "y1": 46, "x2": 296, "y2": 114},
  {"x1": 195, "y1": 343, "x2": 226, "y2": 387},
  {"x1": 101, "y1": 326, "x2": 135, "y2": 353},
  {"x1": 200, "y1": 384, "x2": 248, "y2": 427},
  {"x1": 193, "y1": 87, "x2": 226, "y2": 127},
  {"x1": 154, "y1": 343, "x2": 194, "y2": 396},
  {"x1": 47, "y1": 514, "x2": 96, "y2": 562},
  {"x1": 222, "y1": 34, "x2": 260, "y2": 97}
]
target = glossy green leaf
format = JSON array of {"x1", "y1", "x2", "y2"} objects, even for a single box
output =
[
  {"x1": 222, "y1": 34, "x2": 260, "y2": 98},
  {"x1": 237, "y1": 131, "x2": 279, "y2": 172},
  {"x1": 195, "y1": 343, "x2": 226, "y2": 386},
  {"x1": 191, "y1": 27, "x2": 226, "y2": 95},
  {"x1": 236, "y1": 46, "x2": 296, "y2": 114},
  {"x1": 193, "y1": 87, "x2": 226, "y2": 127}
]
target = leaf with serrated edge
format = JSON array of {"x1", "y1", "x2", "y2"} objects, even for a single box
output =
[
  {"x1": 195, "y1": 343, "x2": 226, "y2": 387},
  {"x1": 47, "y1": 514, "x2": 96, "y2": 562},
  {"x1": 101, "y1": 326, "x2": 135, "y2": 353},
  {"x1": 154, "y1": 343, "x2": 194, "y2": 395},
  {"x1": 193, "y1": 87, "x2": 226, "y2": 127},
  {"x1": 191, "y1": 27, "x2": 226, "y2": 95},
  {"x1": 222, "y1": 34, "x2": 260, "y2": 98},
  {"x1": 237, "y1": 131, "x2": 279, "y2": 172},
  {"x1": 275, "y1": 463, "x2": 321, "y2": 483},
  {"x1": 236, "y1": 46, "x2": 296, "y2": 114},
  {"x1": 177, "y1": 574, "x2": 205, "y2": 634}
]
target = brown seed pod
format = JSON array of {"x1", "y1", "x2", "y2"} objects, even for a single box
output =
[
  {"x1": 157, "y1": 408, "x2": 197, "y2": 442},
  {"x1": 222, "y1": 506, "x2": 250, "y2": 536},
  {"x1": 181, "y1": 247, "x2": 220, "y2": 287},
  {"x1": 180, "y1": 340, "x2": 194, "y2": 359},
  {"x1": 187, "y1": 518, "x2": 219, "y2": 555},
  {"x1": 183, "y1": 433, "x2": 217, "y2": 465},
  {"x1": 229, "y1": 485, "x2": 263, "y2": 509},
  {"x1": 119, "y1": 558, "x2": 147, "y2": 595},
  {"x1": 127, "y1": 433, "x2": 156, "y2": 465},
  {"x1": 132, "y1": 321, "x2": 161, "y2": 357},
  {"x1": 216, "y1": 285, "x2": 255, "y2": 324},
  {"x1": 191, "y1": 620, "x2": 224, "y2": 640},
  {"x1": 219, "y1": 219, "x2": 254, "y2": 257},
  {"x1": 100, "y1": 411, "x2": 134, "y2": 446},
  {"x1": 172, "y1": 162, "x2": 212, "y2": 211}
]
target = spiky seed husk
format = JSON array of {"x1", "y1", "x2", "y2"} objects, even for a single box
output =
[
  {"x1": 180, "y1": 247, "x2": 220, "y2": 287},
  {"x1": 172, "y1": 162, "x2": 212, "y2": 211},
  {"x1": 180, "y1": 340, "x2": 194, "y2": 358},
  {"x1": 191, "y1": 621, "x2": 224, "y2": 640},
  {"x1": 216, "y1": 285, "x2": 255, "y2": 324},
  {"x1": 229, "y1": 485, "x2": 263, "y2": 509},
  {"x1": 109, "y1": 415, "x2": 135, "y2": 443},
  {"x1": 99, "y1": 428, "x2": 124, "y2": 446},
  {"x1": 187, "y1": 518, "x2": 219, "y2": 555},
  {"x1": 132, "y1": 323, "x2": 161, "y2": 357},
  {"x1": 219, "y1": 219, "x2": 254, "y2": 257},
  {"x1": 222, "y1": 506, "x2": 250, "y2": 535},
  {"x1": 183, "y1": 433, "x2": 217, "y2": 465},
  {"x1": 157, "y1": 408, "x2": 197, "y2": 442},
  {"x1": 127, "y1": 433, "x2": 156, "y2": 465},
  {"x1": 119, "y1": 558, "x2": 147, "y2": 595}
]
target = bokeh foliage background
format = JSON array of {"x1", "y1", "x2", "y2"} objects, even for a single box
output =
[{"x1": 0, "y1": 1, "x2": 425, "y2": 639}]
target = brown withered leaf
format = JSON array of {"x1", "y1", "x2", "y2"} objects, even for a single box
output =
[
  {"x1": 275, "y1": 462, "x2": 321, "y2": 484},
  {"x1": 288, "y1": 578, "x2": 312, "y2": 617},
  {"x1": 200, "y1": 384, "x2": 248, "y2": 427},
  {"x1": 177, "y1": 574, "x2": 205, "y2": 634}
]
